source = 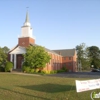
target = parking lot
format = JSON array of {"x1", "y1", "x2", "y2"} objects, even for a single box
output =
[{"x1": 49, "y1": 72, "x2": 100, "y2": 78}]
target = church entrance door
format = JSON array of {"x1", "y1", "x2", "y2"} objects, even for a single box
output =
[{"x1": 17, "y1": 54, "x2": 23, "y2": 69}]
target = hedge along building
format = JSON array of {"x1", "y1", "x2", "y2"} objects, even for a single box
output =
[{"x1": 8, "y1": 12, "x2": 77, "y2": 72}]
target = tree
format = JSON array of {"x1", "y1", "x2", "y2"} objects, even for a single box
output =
[
  {"x1": 2, "y1": 46, "x2": 10, "y2": 53},
  {"x1": 87, "y1": 46, "x2": 100, "y2": 68},
  {"x1": 88, "y1": 46, "x2": 100, "y2": 58},
  {"x1": 0, "y1": 47, "x2": 7, "y2": 66},
  {"x1": 23, "y1": 45, "x2": 51, "y2": 69},
  {"x1": 76, "y1": 43, "x2": 91, "y2": 70},
  {"x1": 76, "y1": 43, "x2": 85, "y2": 61}
]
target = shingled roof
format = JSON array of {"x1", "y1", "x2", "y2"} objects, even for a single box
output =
[
  {"x1": 53, "y1": 49, "x2": 76, "y2": 57},
  {"x1": 9, "y1": 43, "x2": 76, "y2": 57},
  {"x1": 30, "y1": 43, "x2": 60, "y2": 55}
]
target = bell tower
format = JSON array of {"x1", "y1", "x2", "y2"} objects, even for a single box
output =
[{"x1": 18, "y1": 11, "x2": 35, "y2": 47}]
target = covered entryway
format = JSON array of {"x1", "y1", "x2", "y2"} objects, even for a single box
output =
[{"x1": 9, "y1": 46, "x2": 26, "y2": 69}]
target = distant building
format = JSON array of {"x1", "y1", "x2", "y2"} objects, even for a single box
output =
[{"x1": 8, "y1": 12, "x2": 77, "y2": 72}]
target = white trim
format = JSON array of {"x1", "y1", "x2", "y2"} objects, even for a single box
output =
[
  {"x1": 10, "y1": 46, "x2": 26, "y2": 54},
  {"x1": 14, "y1": 54, "x2": 16, "y2": 69}
]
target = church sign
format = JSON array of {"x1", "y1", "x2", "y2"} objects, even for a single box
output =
[{"x1": 75, "y1": 79, "x2": 100, "y2": 92}]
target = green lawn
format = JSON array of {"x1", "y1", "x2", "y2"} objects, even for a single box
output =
[{"x1": 0, "y1": 73, "x2": 99, "y2": 100}]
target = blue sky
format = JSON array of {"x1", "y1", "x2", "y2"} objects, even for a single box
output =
[{"x1": 0, "y1": 0, "x2": 100, "y2": 50}]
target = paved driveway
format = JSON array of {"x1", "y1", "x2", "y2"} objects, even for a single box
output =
[{"x1": 48, "y1": 72, "x2": 100, "y2": 78}]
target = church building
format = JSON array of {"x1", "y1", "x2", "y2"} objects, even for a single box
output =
[{"x1": 8, "y1": 12, "x2": 77, "y2": 72}]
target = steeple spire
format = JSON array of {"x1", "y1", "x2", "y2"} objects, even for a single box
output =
[
  {"x1": 24, "y1": 8, "x2": 31, "y2": 26},
  {"x1": 25, "y1": 11, "x2": 30, "y2": 23}
]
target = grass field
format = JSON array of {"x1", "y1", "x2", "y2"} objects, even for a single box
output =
[{"x1": 0, "y1": 73, "x2": 99, "y2": 100}]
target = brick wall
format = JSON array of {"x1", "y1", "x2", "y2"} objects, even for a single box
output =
[
  {"x1": 18, "y1": 37, "x2": 35, "y2": 47},
  {"x1": 62, "y1": 55, "x2": 77, "y2": 72},
  {"x1": 43, "y1": 53, "x2": 62, "y2": 71}
]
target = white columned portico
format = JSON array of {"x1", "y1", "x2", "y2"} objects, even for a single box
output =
[
  {"x1": 9, "y1": 46, "x2": 26, "y2": 69},
  {"x1": 10, "y1": 54, "x2": 13, "y2": 62},
  {"x1": 14, "y1": 54, "x2": 17, "y2": 69}
]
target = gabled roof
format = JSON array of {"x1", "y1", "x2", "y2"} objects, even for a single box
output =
[
  {"x1": 45, "y1": 48, "x2": 60, "y2": 55},
  {"x1": 53, "y1": 49, "x2": 76, "y2": 57},
  {"x1": 9, "y1": 43, "x2": 75, "y2": 57},
  {"x1": 9, "y1": 46, "x2": 26, "y2": 54},
  {"x1": 8, "y1": 44, "x2": 18, "y2": 54},
  {"x1": 30, "y1": 43, "x2": 61, "y2": 55}
]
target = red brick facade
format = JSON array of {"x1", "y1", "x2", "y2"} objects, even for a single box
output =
[
  {"x1": 8, "y1": 36, "x2": 77, "y2": 72},
  {"x1": 43, "y1": 53, "x2": 62, "y2": 71},
  {"x1": 43, "y1": 53, "x2": 77, "y2": 72},
  {"x1": 62, "y1": 56, "x2": 77, "y2": 72},
  {"x1": 18, "y1": 37, "x2": 35, "y2": 47}
]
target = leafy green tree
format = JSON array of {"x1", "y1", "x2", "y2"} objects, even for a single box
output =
[
  {"x1": 88, "y1": 46, "x2": 100, "y2": 58},
  {"x1": 0, "y1": 47, "x2": 7, "y2": 66},
  {"x1": 76, "y1": 43, "x2": 85, "y2": 61},
  {"x1": 87, "y1": 46, "x2": 100, "y2": 68},
  {"x1": 76, "y1": 43, "x2": 91, "y2": 70},
  {"x1": 23, "y1": 45, "x2": 51, "y2": 69},
  {"x1": 2, "y1": 46, "x2": 10, "y2": 53}
]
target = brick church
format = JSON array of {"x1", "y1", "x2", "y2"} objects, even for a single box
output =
[{"x1": 8, "y1": 12, "x2": 77, "y2": 72}]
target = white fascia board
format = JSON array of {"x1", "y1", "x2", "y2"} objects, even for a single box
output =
[{"x1": 10, "y1": 46, "x2": 26, "y2": 54}]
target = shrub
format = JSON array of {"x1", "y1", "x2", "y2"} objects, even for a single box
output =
[
  {"x1": 5, "y1": 61, "x2": 13, "y2": 72},
  {"x1": 30, "y1": 68, "x2": 35, "y2": 73},
  {"x1": 40, "y1": 70, "x2": 58, "y2": 74},
  {"x1": 50, "y1": 70, "x2": 55, "y2": 74},
  {"x1": 61, "y1": 66, "x2": 69, "y2": 72},
  {"x1": 25, "y1": 67, "x2": 30, "y2": 73},
  {"x1": 54, "y1": 70, "x2": 57, "y2": 73},
  {"x1": 0, "y1": 66, "x2": 5, "y2": 72},
  {"x1": 22, "y1": 66, "x2": 30, "y2": 73},
  {"x1": 41, "y1": 70, "x2": 46, "y2": 74},
  {"x1": 62, "y1": 66, "x2": 67, "y2": 70},
  {"x1": 66, "y1": 68, "x2": 69, "y2": 72},
  {"x1": 22, "y1": 66, "x2": 26, "y2": 72},
  {"x1": 57, "y1": 69, "x2": 65, "y2": 73},
  {"x1": 50, "y1": 70, "x2": 57, "y2": 74},
  {"x1": 46, "y1": 70, "x2": 51, "y2": 74},
  {"x1": 35, "y1": 69, "x2": 40, "y2": 73},
  {"x1": 41, "y1": 70, "x2": 50, "y2": 74}
]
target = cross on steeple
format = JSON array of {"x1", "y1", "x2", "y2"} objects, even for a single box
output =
[{"x1": 26, "y1": 7, "x2": 29, "y2": 11}]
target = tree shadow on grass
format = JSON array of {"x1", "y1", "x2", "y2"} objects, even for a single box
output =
[
  {"x1": 0, "y1": 87, "x2": 50, "y2": 100},
  {"x1": 18, "y1": 83, "x2": 76, "y2": 93}
]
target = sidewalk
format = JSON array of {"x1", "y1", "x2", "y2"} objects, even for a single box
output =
[{"x1": 11, "y1": 71, "x2": 41, "y2": 76}]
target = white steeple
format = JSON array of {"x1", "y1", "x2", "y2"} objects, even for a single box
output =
[
  {"x1": 20, "y1": 11, "x2": 34, "y2": 38},
  {"x1": 24, "y1": 11, "x2": 31, "y2": 26}
]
